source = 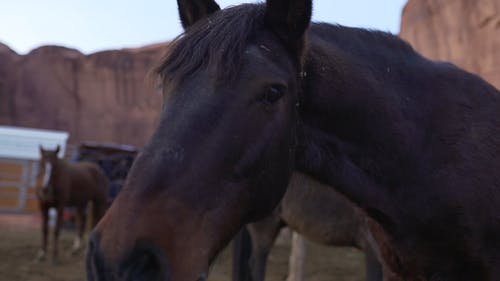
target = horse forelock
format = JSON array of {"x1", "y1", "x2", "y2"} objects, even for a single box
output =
[{"x1": 155, "y1": 4, "x2": 266, "y2": 86}]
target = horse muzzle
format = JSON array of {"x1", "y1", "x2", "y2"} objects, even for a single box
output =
[
  {"x1": 36, "y1": 185, "x2": 56, "y2": 202},
  {"x1": 86, "y1": 231, "x2": 171, "y2": 281}
]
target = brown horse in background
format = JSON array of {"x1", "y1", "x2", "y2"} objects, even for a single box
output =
[
  {"x1": 235, "y1": 172, "x2": 383, "y2": 281},
  {"x1": 36, "y1": 146, "x2": 108, "y2": 262}
]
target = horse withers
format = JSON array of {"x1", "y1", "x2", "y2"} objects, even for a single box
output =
[
  {"x1": 87, "y1": 0, "x2": 500, "y2": 280},
  {"x1": 37, "y1": 145, "x2": 108, "y2": 262}
]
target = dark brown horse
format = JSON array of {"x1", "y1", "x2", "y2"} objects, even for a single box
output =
[
  {"x1": 87, "y1": 1, "x2": 500, "y2": 280},
  {"x1": 235, "y1": 172, "x2": 383, "y2": 281},
  {"x1": 37, "y1": 146, "x2": 108, "y2": 262}
]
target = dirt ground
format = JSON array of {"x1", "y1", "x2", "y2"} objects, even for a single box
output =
[{"x1": 0, "y1": 214, "x2": 365, "y2": 281}]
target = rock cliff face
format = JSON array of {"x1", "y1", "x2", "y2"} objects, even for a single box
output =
[
  {"x1": 0, "y1": 43, "x2": 166, "y2": 146},
  {"x1": 1, "y1": 0, "x2": 499, "y2": 147},
  {"x1": 0, "y1": 43, "x2": 20, "y2": 125},
  {"x1": 400, "y1": 0, "x2": 500, "y2": 89}
]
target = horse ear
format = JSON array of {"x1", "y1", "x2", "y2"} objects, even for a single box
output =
[
  {"x1": 177, "y1": 0, "x2": 221, "y2": 30},
  {"x1": 265, "y1": 0, "x2": 312, "y2": 52},
  {"x1": 39, "y1": 145, "x2": 44, "y2": 153},
  {"x1": 55, "y1": 145, "x2": 60, "y2": 154}
]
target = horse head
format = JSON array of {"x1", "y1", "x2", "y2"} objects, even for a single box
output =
[
  {"x1": 37, "y1": 145, "x2": 61, "y2": 202},
  {"x1": 86, "y1": 1, "x2": 311, "y2": 280}
]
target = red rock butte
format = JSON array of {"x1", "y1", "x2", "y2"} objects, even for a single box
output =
[
  {"x1": 0, "y1": 42, "x2": 167, "y2": 147},
  {"x1": 1, "y1": 0, "x2": 498, "y2": 147},
  {"x1": 400, "y1": 0, "x2": 499, "y2": 89}
]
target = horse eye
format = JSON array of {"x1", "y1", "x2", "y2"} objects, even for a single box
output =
[{"x1": 258, "y1": 85, "x2": 285, "y2": 104}]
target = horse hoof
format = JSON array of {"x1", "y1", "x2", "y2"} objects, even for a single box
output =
[
  {"x1": 34, "y1": 250, "x2": 46, "y2": 262},
  {"x1": 72, "y1": 237, "x2": 82, "y2": 255}
]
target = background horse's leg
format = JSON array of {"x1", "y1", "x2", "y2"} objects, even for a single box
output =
[
  {"x1": 364, "y1": 240, "x2": 383, "y2": 281},
  {"x1": 52, "y1": 206, "x2": 64, "y2": 263},
  {"x1": 286, "y1": 232, "x2": 306, "y2": 281},
  {"x1": 362, "y1": 220, "x2": 389, "y2": 281},
  {"x1": 246, "y1": 216, "x2": 284, "y2": 281},
  {"x1": 36, "y1": 205, "x2": 49, "y2": 262},
  {"x1": 72, "y1": 206, "x2": 86, "y2": 254},
  {"x1": 232, "y1": 228, "x2": 253, "y2": 281}
]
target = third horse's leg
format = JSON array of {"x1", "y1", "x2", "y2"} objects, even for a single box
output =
[
  {"x1": 52, "y1": 206, "x2": 64, "y2": 262},
  {"x1": 72, "y1": 206, "x2": 86, "y2": 254},
  {"x1": 286, "y1": 232, "x2": 306, "y2": 281},
  {"x1": 232, "y1": 228, "x2": 253, "y2": 281},
  {"x1": 36, "y1": 205, "x2": 49, "y2": 261},
  {"x1": 246, "y1": 215, "x2": 284, "y2": 281},
  {"x1": 364, "y1": 239, "x2": 383, "y2": 281}
]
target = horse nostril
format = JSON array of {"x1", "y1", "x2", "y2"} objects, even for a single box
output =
[
  {"x1": 125, "y1": 253, "x2": 161, "y2": 281},
  {"x1": 85, "y1": 235, "x2": 169, "y2": 281},
  {"x1": 122, "y1": 240, "x2": 169, "y2": 281}
]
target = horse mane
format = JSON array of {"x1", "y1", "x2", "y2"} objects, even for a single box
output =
[
  {"x1": 156, "y1": 4, "x2": 266, "y2": 85},
  {"x1": 308, "y1": 23, "x2": 420, "y2": 72},
  {"x1": 317, "y1": 23, "x2": 414, "y2": 52},
  {"x1": 156, "y1": 3, "x2": 433, "y2": 90}
]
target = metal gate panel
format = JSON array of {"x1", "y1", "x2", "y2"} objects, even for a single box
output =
[{"x1": 0, "y1": 159, "x2": 38, "y2": 212}]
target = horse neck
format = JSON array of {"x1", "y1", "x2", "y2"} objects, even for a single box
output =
[
  {"x1": 295, "y1": 27, "x2": 424, "y2": 219},
  {"x1": 50, "y1": 158, "x2": 67, "y2": 184}
]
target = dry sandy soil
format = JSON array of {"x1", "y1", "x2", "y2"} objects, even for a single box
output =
[{"x1": 0, "y1": 214, "x2": 365, "y2": 281}]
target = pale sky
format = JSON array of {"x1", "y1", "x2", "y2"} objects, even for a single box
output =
[{"x1": 0, "y1": 0, "x2": 407, "y2": 55}]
